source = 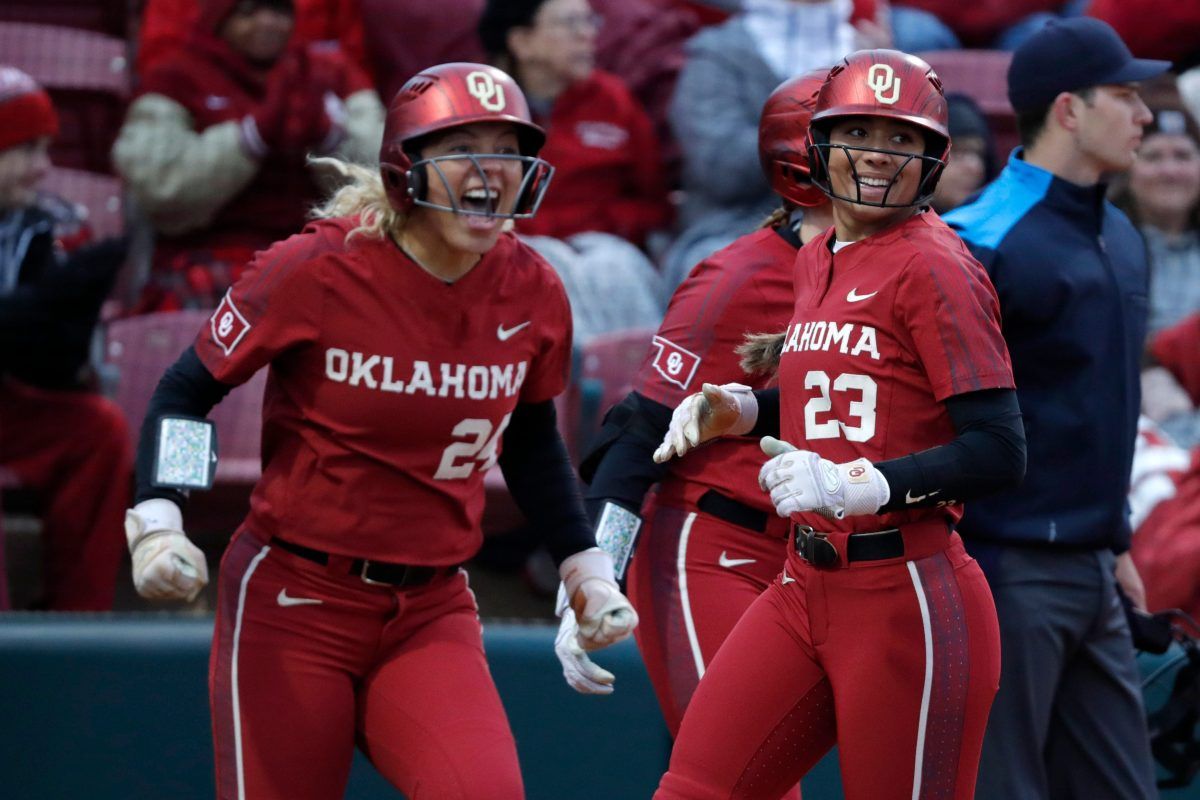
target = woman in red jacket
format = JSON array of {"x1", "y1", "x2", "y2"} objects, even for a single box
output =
[{"x1": 477, "y1": 0, "x2": 673, "y2": 248}]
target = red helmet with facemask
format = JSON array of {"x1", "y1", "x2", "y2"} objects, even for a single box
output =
[
  {"x1": 805, "y1": 50, "x2": 951, "y2": 208},
  {"x1": 378, "y1": 62, "x2": 554, "y2": 218},
  {"x1": 759, "y1": 69, "x2": 828, "y2": 208}
]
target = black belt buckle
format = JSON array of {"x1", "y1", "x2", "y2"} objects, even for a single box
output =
[
  {"x1": 359, "y1": 560, "x2": 438, "y2": 588},
  {"x1": 795, "y1": 525, "x2": 840, "y2": 567},
  {"x1": 360, "y1": 560, "x2": 401, "y2": 587}
]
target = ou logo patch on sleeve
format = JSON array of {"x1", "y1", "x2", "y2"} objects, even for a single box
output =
[
  {"x1": 650, "y1": 335, "x2": 701, "y2": 391},
  {"x1": 210, "y1": 291, "x2": 251, "y2": 356}
]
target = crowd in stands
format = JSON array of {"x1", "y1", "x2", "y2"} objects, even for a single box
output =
[{"x1": 2, "y1": 0, "x2": 1200, "y2": 615}]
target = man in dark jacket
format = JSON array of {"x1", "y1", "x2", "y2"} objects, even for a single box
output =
[
  {"x1": 0, "y1": 66, "x2": 131, "y2": 610},
  {"x1": 945, "y1": 18, "x2": 1167, "y2": 800}
]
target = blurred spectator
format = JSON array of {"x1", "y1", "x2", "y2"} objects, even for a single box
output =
[
  {"x1": 591, "y1": 0, "x2": 701, "y2": 184},
  {"x1": 1110, "y1": 82, "x2": 1200, "y2": 447},
  {"x1": 932, "y1": 93, "x2": 998, "y2": 213},
  {"x1": 889, "y1": 0, "x2": 1085, "y2": 52},
  {"x1": 662, "y1": 0, "x2": 879, "y2": 290},
  {"x1": 478, "y1": 0, "x2": 669, "y2": 343},
  {"x1": 137, "y1": 0, "x2": 371, "y2": 80},
  {"x1": 1088, "y1": 0, "x2": 1200, "y2": 71},
  {"x1": 520, "y1": 232, "x2": 666, "y2": 344},
  {"x1": 114, "y1": 0, "x2": 385, "y2": 313},
  {"x1": 0, "y1": 66, "x2": 130, "y2": 610},
  {"x1": 358, "y1": 0, "x2": 487, "y2": 103},
  {"x1": 674, "y1": 0, "x2": 880, "y2": 26},
  {"x1": 478, "y1": 0, "x2": 673, "y2": 248},
  {"x1": 1130, "y1": 315, "x2": 1200, "y2": 621},
  {"x1": 1112, "y1": 93, "x2": 1200, "y2": 336}
]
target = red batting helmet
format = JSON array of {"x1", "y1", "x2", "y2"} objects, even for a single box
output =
[
  {"x1": 759, "y1": 69, "x2": 828, "y2": 208},
  {"x1": 379, "y1": 62, "x2": 554, "y2": 218},
  {"x1": 806, "y1": 50, "x2": 951, "y2": 208}
]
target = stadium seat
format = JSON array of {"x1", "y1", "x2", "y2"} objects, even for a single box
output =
[
  {"x1": 574, "y1": 327, "x2": 655, "y2": 452},
  {"x1": 105, "y1": 310, "x2": 267, "y2": 485},
  {"x1": 0, "y1": 22, "x2": 130, "y2": 173},
  {"x1": 0, "y1": 0, "x2": 129, "y2": 38},
  {"x1": 919, "y1": 49, "x2": 1019, "y2": 157}
]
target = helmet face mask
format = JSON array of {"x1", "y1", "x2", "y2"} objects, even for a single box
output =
[
  {"x1": 378, "y1": 63, "x2": 554, "y2": 219},
  {"x1": 805, "y1": 50, "x2": 952, "y2": 209},
  {"x1": 808, "y1": 134, "x2": 948, "y2": 208},
  {"x1": 405, "y1": 152, "x2": 555, "y2": 219}
]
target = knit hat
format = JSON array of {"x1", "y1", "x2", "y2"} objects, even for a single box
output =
[
  {"x1": 0, "y1": 66, "x2": 58, "y2": 152},
  {"x1": 199, "y1": 0, "x2": 294, "y2": 34}
]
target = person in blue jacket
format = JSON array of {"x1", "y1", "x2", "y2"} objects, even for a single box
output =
[{"x1": 944, "y1": 18, "x2": 1168, "y2": 800}]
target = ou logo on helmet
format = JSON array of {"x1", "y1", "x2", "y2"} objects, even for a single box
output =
[
  {"x1": 866, "y1": 64, "x2": 901, "y2": 105},
  {"x1": 466, "y1": 71, "x2": 507, "y2": 112}
]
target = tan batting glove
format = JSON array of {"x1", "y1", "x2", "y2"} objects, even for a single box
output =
[
  {"x1": 559, "y1": 548, "x2": 638, "y2": 651},
  {"x1": 652, "y1": 382, "x2": 758, "y2": 464},
  {"x1": 125, "y1": 499, "x2": 209, "y2": 602}
]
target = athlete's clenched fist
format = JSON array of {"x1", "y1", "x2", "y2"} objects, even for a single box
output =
[
  {"x1": 757, "y1": 436, "x2": 890, "y2": 519},
  {"x1": 125, "y1": 499, "x2": 208, "y2": 602}
]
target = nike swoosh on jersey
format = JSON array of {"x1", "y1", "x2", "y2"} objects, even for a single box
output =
[
  {"x1": 276, "y1": 588, "x2": 323, "y2": 607},
  {"x1": 846, "y1": 288, "x2": 878, "y2": 303},
  {"x1": 905, "y1": 489, "x2": 940, "y2": 504},
  {"x1": 718, "y1": 551, "x2": 756, "y2": 568},
  {"x1": 781, "y1": 567, "x2": 796, "y2": 585},
  {"x1": 497, "y1": 321, "x2": 532, "y2": 341}
]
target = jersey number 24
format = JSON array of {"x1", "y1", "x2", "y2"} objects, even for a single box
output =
[{"x1": 434, "y1": 414, "x2": 513, "y2": 480}]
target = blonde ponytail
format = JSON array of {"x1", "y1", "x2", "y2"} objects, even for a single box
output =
[{"x1": 309, "y1": 156, "x2": 407, "y2": 242}]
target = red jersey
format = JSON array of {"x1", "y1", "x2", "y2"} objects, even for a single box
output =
[
  {"x1": 194, "y1": 219, "x2": 573, "y2": 564},
  {"x1": 635, "y1": 226, "x2": 796, "y2": 511},
  {"x1": 777, "y1": 211, "x2": 1013, "y2": 532}
]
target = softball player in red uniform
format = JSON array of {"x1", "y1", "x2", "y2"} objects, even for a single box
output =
[
  {"x1": 121, "y1": 62, "x2": 636, "y2": 800},
  {"x1": 564, "y1": 73, "x2": 832, "y2": 751},
  {"x1": 652, "y1": 50, "x2": 1026, "y2": 800}
]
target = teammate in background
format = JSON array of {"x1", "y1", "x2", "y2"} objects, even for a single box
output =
[
  {"x1": 0, "y1": 66, "x2": 130, "y2": 610},
  {"x1": 121, "y1": 63, "x2": 636, "y2": 800},
  {"x1": 560, "y1": 72, "x2": 832, "y2": 750},
  {"x1": 652, "y1": 50, "x2": 1027, "y2": 800},
  {"x1": 944, "y1": 18, "x2": 1168, "y2": 800}
]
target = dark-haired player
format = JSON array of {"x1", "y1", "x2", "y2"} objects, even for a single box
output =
[{"x1": 653, "y1": 50, "x2": 1026, "y2": 800}]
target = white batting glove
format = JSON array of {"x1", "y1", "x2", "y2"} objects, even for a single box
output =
[
  {"x1": 757, "y1": 437, "x2": 890, "y2": 520},
  {"x1": 124, "y1": 499, "x2": 209, "y2": 602},
  {"x1": 652, "y1": 382, "x2": 758, "y2": 463},
  {"x1": 558, "y1": 548, "x2": 638, "y2": 650},
  {"x1": 555, "y1": 607, "x2": 616, "y2": 695}
]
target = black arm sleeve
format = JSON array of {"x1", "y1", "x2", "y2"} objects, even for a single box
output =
[
  {"x1": 134, "y1": 346, "x2": 235, "y2": 506},
  {"x1": 875, "y1": 388, "x2": 1026, "y2": 512},
  {"x1": 581, "y1": 391, "x2": 674, "y2": 523},
  {"x1": 498, "y1": 400, "x2": 594, "y2": 567},
  {"x1": 746, "y1": 387, "x2": 781, "y2": 438}
]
